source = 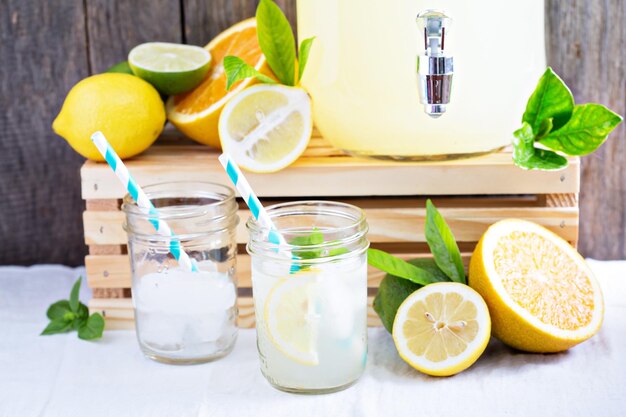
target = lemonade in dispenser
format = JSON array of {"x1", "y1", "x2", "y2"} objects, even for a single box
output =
[{"x1": 297, "y1": 0, "x2": 546, "y2": 160}]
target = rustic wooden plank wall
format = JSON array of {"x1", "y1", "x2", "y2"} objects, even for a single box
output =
[
  {"x1": 545, "y1": 0, "x2": 626, "y2": 259},
  {"x1": 0, "y1": 0, "x2": 624, "y2": 265},
  {"x1": 0, "y1": 1, "x2": 89, "y2": 265}
]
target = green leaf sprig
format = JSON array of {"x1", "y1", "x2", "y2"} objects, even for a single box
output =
[
  {"x1": 224, "y1": 0, "x2": 315, "y2": 90},
  {"x1": 41, "y1": 277, "x2": 105, "y2": 341},
  {"x1": 425, "y1": 200, "x2": 465, "y2": 284},
  {"x1": 289, "y1": 228, "x2": 349, "y2": 271},
  {"x1": 512, "y1": 67, "x2": 623, "y2": 170},
  {"x1": 369, "y1": 200, "x2": 465, "y2": 332}
]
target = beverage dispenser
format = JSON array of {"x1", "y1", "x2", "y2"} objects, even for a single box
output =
[{"x1": 297, "y1": 0, "x2": 546, "y2": 160}]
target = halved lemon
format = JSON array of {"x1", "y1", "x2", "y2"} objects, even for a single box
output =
[
  {"x1": 469, "y1": 219, "x2": 604, "y2": 352},
  {"x1": 218, "y1": 84, "x2": 312, "y2": 173},
  {"x1": 166, "y1": 18, "x2": 270, "y2": 148},
  {"x1": 263, "y1": 275, "x2": 320, "y2": 366},
  {"x1": 392, "y1": 282, "x2": 491, "y2": 377}
]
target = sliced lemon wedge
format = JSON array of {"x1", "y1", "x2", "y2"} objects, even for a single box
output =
[
  {"x1": 263, "y1": 275, "x2": 320, "y2": 366},
  {"x1": 392, "y1": 282, "x2": 491, "y2": 376},
  {"x1": 218, "y1": 84, "x2": 312, "y2": 173}
]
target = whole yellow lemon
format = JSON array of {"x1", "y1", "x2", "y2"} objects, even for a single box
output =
[{"x1": 52, "y1": 73, "x2": 165, "y2": 161}]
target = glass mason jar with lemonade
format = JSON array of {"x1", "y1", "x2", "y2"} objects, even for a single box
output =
[{"x1": 246, "y1": 201, "x2": 369, "y2": 393}]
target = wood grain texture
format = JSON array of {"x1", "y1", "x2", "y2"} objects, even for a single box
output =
[
  {"x1": 182, "y1": 0, "x2": 296, "y2": 46},
  {"x1": 85, "y1": 252, "x2": 473, "y2": 291},
  {"x1": 80, "y1": 142, "x2": 580, "y2": 199},
  {"x1": 546, "y1": 0, "x2": 626, "y2": 259},
  {"x1": 0, "y1": 1, "x2": 89, "y2": 265},
  {"x1": 85, "y1": 0, "x2": 182, "y2": 73},
  {"x1": 82, "y1": 204, "x2": 579, "y2": 246}
]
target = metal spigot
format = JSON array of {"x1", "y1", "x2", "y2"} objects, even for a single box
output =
[{"x1": 416, "y1": 10, "x2": 454, "y2": 118}]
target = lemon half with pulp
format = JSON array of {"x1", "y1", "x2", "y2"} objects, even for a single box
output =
[
  {"x1": 469, "y1": 219, "x2": 604, "y2": 352},
  {"x1": 218, "y1": 84, "x2": 312, "y2": 173}
]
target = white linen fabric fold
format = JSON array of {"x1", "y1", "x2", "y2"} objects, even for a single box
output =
[{"x1": 0, "y1": 261, "x2": 624, "y2": 417}]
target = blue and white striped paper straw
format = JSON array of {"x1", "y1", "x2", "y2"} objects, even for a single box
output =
[
  {"x1": 91, "y1": 131, "x2": 198, "y2": 272},
  {"x1": 218, "y1": 153, "x2": 298, "y2": 272}
]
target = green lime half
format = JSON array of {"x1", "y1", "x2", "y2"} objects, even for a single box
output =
[{"x1": 128, "y1": 42, "x2": 212, "y2": 96}]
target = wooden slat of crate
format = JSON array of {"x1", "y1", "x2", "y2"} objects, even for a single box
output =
[
  {"x1": 85, "y1": 252, "x2": 473, "y2": 290},
  {"x1": 81, "y1": 136, "x2": 581, "y2": 329},
  {"x1": 83, "y1": 203, "x2": 579, "y2": 246},
  {"x1": 89, "y1": 296, "x2": 382, "y2": 330},
  {"x1": 81, "y1": 137, "x2": 579, "y2": 200}
]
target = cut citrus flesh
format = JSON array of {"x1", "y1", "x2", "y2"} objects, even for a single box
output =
[
  {"x1": 129, "y1": 42, "x2": 211, "y2": 72},
  {"x1": 129, "y1": 42, "x2": 212, "y2": 96},
  {"x1": 469, "y1": 219, "x2": 604, "y2": 352},
  {"x1": 263, "y1": 275, "x2": 320, "y2": 366},
  {"x1": 166, "y1": 18, "x2": 270, "y2": 148},
  {"x1": 392, "y1": 282, "x2": 491, "y2": 376},
  {"x1": 218, "y1": 84, "x2": 312, "y2": 173}
]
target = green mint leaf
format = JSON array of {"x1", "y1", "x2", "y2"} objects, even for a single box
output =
[
  {"x1": 373, "y1": 258, "x2": 449, "y2": 333},
  {"x1": 290, "y1": 230, "x2": 322, "y2": 261},
  {"x1": 41, "y1": 319, "x2": 73, "y2": 336},
  {"x1": 367, "y1": 248, "x2": 439, "y2": 286},
  {"x1": 289, "y1": 229, "x2": 324, "y2": 247},
  {"x1": 289, "y1": 230, "x2": 345, "y2": 268},
  {"x1": 78, "y1": 313, "x2": 105, "y2": 341},
  {"x1": 513, "y1": 124, "x2": 568, "y2": 170},
  {"x1": 539, "y1": 103, "x2": 623, "y2": 156},
  {"x1": 297, "y1": 37, "x2": 315, "y2": 82},
  {"x1": 522, "y1": 67, "x2": 574, "y2": 134},
  {"x1": 327, "y1": 247, "x2": 349, "y2": 257},
  {"x1": 517, "y1": 149, "x2": 569, "y2": 171},
  {"x1": 71, "y1": 303, "x2": 90, "y2": 330},
  {"x1": 256, "y1": 0, "x2": 296, "y2": 86},
  {"x1": 72, "y1": 315, "x2": 87, "y2": 330},
  {"x1": 77, "y1": 302, "x2": 89, "y2": 319},
  {"x1": 69, "y1": 277, "x2": 82, "y2": 313},
  {"x1": 223, "y1": 55, "x2": 276, "y2": 90},
  {"x1": 536, "y1": 118, "x2": 554, "y2": 139},
  {"x1": 513, "y1": 121, "x2": 537, "y2": 164},
  {"x1": 425, "y1": 200, "x2": 466, "y2": 284},
  {"x1": 407, "y1": 258, "x2": 452, "y2": 283},
  {"x1": 46, "y1": 300, "x2": 72, "y2": 320},
  {"x1": 374, "y1": 274, "x2": 421, "y2": 333}
]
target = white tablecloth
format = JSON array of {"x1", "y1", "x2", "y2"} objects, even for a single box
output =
[{"x1": 0, "y1": 261, "x2": 624, "y2": 417}]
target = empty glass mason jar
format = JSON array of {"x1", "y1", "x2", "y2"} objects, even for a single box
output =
[
  {"x1": 122, "y1": 181, "x2": 239, "y2": 364},
  {"x1": 247, "y1": 201, "x2": 369, "y2": 393}
]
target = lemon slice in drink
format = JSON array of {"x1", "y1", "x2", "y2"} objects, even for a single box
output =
[
  {"x1": 218, "y1": 84, "x2": 312, "y2": 173},
  {"x1": 264, "y1": 276, "x2": 320, "y2": 366},
  {"x1": 469, "y1": 219, "x2": 604, "y2": 352},
  {"x1": 392, "y1": 282, "x2": 491, "y2": 377},
  {"x1": 129, "y1": 42, "x2": 212, "y2": 95}
]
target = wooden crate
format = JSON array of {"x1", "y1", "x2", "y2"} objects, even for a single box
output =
[{"x1": 81, "y1": 133, "x2": 580, "y2": 330}]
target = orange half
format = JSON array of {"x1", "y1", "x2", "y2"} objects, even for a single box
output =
[{"x1": 166, "y1": 18, "x2": 271, "y2": 148}]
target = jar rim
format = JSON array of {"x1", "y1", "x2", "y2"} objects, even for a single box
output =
[
  {"x1": 121, "y1": 181, "x2": 237, "y2": 221},
  {"x1": 246, "y1": 200, "x2": 367, "y2": 237},
  {"x1": 246, "y1": 200, "x2": 368, "y2": 262}
]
